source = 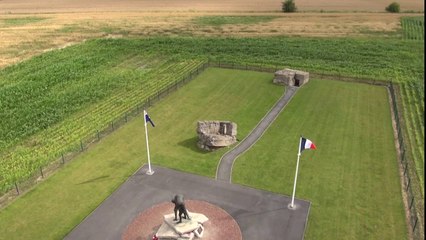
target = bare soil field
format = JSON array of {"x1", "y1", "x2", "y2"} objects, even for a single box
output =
[
  {"x1": 0, "y1": 0, "x2": 423, "y2": 68},
  {"x1": 0, "y1": 0, "x2": 424, "y2": 13},
  {"x1": 1, "y1": 11, "x2": 422, "y2": 68}
]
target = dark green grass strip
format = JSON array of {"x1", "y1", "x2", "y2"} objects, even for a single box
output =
[
  {"x1": 193, "y1": 16, "x2": 279, "y2": 26},
  {"x1": 233, "y1": 79, "x2": 407, "y2": 240},
  {"x1": 0, "y1": 68, "x2": 283, "y2": 239},
  {"x1": 0, "y1": 17, "x2": 47, "y2": 27}
]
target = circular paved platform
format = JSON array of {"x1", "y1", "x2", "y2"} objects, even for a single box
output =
[
  {"x1": 122, "y1": 200, "x2": 242, "y2": 240},
  {"x1": 65, "y1": 166, "x2": 310, "y2": 240}
]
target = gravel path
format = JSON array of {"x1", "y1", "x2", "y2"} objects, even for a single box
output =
[{"x1": 216, "y1": 86, "x2": 298, "y2": 182}]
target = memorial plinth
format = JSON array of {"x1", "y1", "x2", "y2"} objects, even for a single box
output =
[
  {"x1": 122, "y1": 200, "x2": 242, "y2": 240},
  {"x1": 156, "y1": 212, "x2": 209, "y2": 240}
]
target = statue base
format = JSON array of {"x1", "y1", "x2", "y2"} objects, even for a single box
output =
[
  {"x1": 122, "y1": 200, "x2": 242, "y2": 240},
  {"x1": 156, "y1": 212, "x2": 208, "y2": 239}
]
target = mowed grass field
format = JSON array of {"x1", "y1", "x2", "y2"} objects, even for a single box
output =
[
  {"x1": 233, "y1": 79, "x2": 407, "y2": 239},
  {"x1": 0, "y1": 68, "x2": 407, "y2": 240},
  {"x1": 0, "y1": 68, "x2": 283, "y2": 239}
]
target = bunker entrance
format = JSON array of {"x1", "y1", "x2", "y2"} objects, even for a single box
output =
[{"x1": 294, "y1": 79, "x2": 300, "y2": 87}]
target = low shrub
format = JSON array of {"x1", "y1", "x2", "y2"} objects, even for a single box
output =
[
  {"x1": 282, "y1": 0, "x2": 297, "y2": 13},
  {"x1": 386, "y1": 2, "x2": 400, "y2": 13}
]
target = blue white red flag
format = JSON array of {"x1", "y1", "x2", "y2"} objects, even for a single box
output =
[
  {"x1": 144, "y1": 110, "x2": 155, "y2": 127},
  {"x1": 300, "y1": 137, "x2": 316, "y2": 153}
]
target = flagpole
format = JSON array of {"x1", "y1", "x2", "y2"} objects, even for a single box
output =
[
  {"x1": 290, "y1": 136, "x2": 302, "y2": 208},
  {"x1": 144, "y1": 110, "x2": 154, "y2": 175}
]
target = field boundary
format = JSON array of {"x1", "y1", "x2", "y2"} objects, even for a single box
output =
[
  {"x1": 389, "y1": 83, "x2": 424, "y2": 240},
  {"x1": 1, "y1": 61, "x2": 422, "y2": 240},
  {"x1": 0, "y1": 61, "x2": 210, "y2": 209}
]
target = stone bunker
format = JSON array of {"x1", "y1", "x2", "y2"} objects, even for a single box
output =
[
  {"x1": 197, "y1": 121, "x2": 237, "y2": 151},
  {"x1": 273, "y1": 68, "x2": 309, "y2": 87}
]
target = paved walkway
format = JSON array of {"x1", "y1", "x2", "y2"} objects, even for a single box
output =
[
  {"x1": 65, "y1": 165, "x2": 310, "y2": 240},
  {"x1": 216, "y1": 86, "x2": 298, "y2": 182}
]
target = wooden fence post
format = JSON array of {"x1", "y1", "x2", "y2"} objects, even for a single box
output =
[
  {"x1": 412, "y1": 216, "x2": 418, "y2": 232},
  {"x1": 15, "y1": 182, "x2": 19, "y2": 195}
]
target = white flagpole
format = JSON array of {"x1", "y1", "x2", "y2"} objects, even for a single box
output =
[
  {"x1": 144, "y1": 110, "x2": 154, "y2": 175},
  {"x1": 290, "y1": 136, "x2": 302, "y2": 208}
]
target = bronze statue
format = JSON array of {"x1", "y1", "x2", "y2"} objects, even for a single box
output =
[{"x1": 171, "y1": 194, "x2": 190, "y2": 223}]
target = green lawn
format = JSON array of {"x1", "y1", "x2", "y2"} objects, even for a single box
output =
[
  {"x1": 0, "y1": 69, "x2": 408, "y2": 240},
  {"x1": 233, "y1": 79, "x2": 407, "y2": 239},
  {"x1": 0, "y1": 68, "x2": 283, "y2": 239}
]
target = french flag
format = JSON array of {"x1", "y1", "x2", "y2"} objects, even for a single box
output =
[{"x1": 300, "y1": 137, "x2": 316, "y2": 153}]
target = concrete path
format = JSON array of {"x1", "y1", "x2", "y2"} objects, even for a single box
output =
[
  {"x1": 65, "y1": 165, "x2": 310, "y2": 240},
  {"x1": 216, "y1": 86, "x2": 298, "y2": 182}
]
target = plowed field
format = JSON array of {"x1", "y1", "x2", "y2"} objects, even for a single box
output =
[{"x1": 0, "y1": 0, "x2": 423, "y2": 13}]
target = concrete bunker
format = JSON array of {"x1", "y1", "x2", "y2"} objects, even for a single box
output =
[
  {"x1": 273, "y1": 68, "x2": 309, "y2": 87},
  {"x1": 197, "y1": 121, "x2": 237, "y2": 151}
]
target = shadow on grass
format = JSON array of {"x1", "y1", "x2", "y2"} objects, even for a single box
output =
[
  {"x1": 178, "y1": 137, "x2": 209, "y2": 154},
  {"x1": 77, "y1": 175, "x2": 110, "y2": 185}
]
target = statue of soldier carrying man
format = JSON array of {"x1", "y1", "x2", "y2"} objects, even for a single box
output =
[{"x1": 171, "y1": 194, "x2": 191, "y2": 223}]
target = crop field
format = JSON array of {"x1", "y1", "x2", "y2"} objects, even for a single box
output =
[
  {"x1": 0, "y1": 37, "x2": 424, "y2": 195},
  {"x1": 401, "y1": 16, "x2": 424, "y2": 40},
  {"x1": 0, "y1": 12, "x2": 423, "y2": 68},
  {"x1": 0, "y1": 0, "x2": 423, "y2": 12},
  {"x1": 0, "y1": 41, "x2": 207, "y2": 194}
]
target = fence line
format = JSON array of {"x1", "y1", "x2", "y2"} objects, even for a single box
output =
[
  {"x1": 0, "y1": 61, "x2": 209, "y2": 209},
  {"x1": 209, "y1": 61, "x2": 389, "y2": 86},
  {"x1": 389, "y1": 83, "x2": 423, "y2": 240},
  {"x1": 210, "y1": 61, "x2": 422, "y2": 239},
  {"x1": 1, "y1": 62, "x2": 423, "y2": 240}
]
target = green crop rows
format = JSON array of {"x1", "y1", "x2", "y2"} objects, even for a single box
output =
[
  {"x1": 0, "y1": 40, "x2": 206, "y2": 193},
  {"x1": 401, "y1": 16, "x2": 424, "y2": 41},
  {"x1": 399, "y1": 80, "x2": 424, "y2": 192},
  {"x1": 396, "y1": 14, "x2": 425, "y2": 198},
  {"x1": 192, "y1": 15, "x2": 279, "y2": 26},
  {"x1": 0, "y1": 37, "x2": 424, "y2": 200}
]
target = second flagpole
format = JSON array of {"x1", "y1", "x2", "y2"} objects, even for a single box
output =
[
  {"x1": 144, "y1": 110, "x2": 154, "y2": 175},
  {"x1": 290, "y1": 136, "x2": 302, "y2": 208}
]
